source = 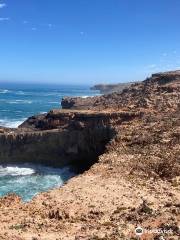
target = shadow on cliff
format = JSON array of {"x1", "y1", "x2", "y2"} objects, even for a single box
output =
[{"x1": 0, "y1": 123, "x2": 116, "y2": 174}]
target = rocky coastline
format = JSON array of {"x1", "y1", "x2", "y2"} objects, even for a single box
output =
[
  {"x1": 90, "y1": 82, "x2": 136, "y2": 94},
  {"x1": 0, "y1": 70, "x2": 179, "y2": 239},
  {"x1": 0, "y1": 111, "x2": 116, "y2": 169}
]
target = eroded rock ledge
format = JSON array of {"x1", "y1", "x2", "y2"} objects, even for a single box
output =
[
  {"x1": 0, "y1": 109, "x2": 141, "y2": 169},
  {"x1": 0, "y1": 111, "x2": 109, "y2": 168}
]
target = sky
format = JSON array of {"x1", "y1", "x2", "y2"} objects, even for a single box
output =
[{"x1": 0, "y1": 0, "x2": 180, "y2": 84}]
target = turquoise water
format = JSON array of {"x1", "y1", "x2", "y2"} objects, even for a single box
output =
[
  {"x1": 0, "y1": 83, "x2": 99, "y2": 201},
  {"x1": 0, "y1": 164, "x2": 75, "y2": 201}
]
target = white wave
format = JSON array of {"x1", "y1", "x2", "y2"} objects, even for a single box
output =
[
  {"x1": 81, "y1": 95, "x2": 89, "y2": 98},
  {"x1": 0, "y1": 163, "x2": 74, "y2": 178},
  {"x1": 6, "y1": 120, "x2": 25, "y2": 128},
  {"x1": 77, "y1": 95, "x2": 94, "y2": 98},
  {"x1": 49, "y1": 101, "x2": 59, "y2": 104},
  {"x1": 8, "y1": 100, "x2": 33, "y2": 104},
  {"x1": 39, "y1": 111, "x2": 47, "y2": 114},
  {"x1": 0, "y1": 89, "x2": 11, "y2": 94},
  {"x1": 0, "y1": 109, "x2": 10, "y2": 112},
  {"x1": 0, "y1": 166, "x2": 35, "y2": 176},
  {"x1": 15, "y1": 91, "x2": 25, "y2": 95},
  {"x1": 44, "y1": 93, "x2": 61, "y2": 97},
  {"x1": 0, "y1": 118, "x2": 26, "y2": 128},
  {"x1": 78, "y1": 95, "x2": 100, "y2": 98},
  {"x1": 0, "y1": 163, "x2": 75, "y2": 201}
]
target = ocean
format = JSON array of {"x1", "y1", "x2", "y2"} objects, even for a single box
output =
[
  {"x1": 0, "y1": 82, "x2": 98, "y2": 128},
  {"x1": 0, "y1": 83, "x2": 99, "y2": 201}
]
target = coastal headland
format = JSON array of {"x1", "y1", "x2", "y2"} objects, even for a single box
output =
[{"x1": 0, "y1": 71, "x2": 179, "y2": 239}]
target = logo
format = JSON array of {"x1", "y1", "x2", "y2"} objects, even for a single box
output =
[{"x1": 135, "y1": 226, "x2": 144, "y2": 236}]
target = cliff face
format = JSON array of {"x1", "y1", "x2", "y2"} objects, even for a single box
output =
[
  {"x1": 0, "y1": 110, "x2": 119, "y2": 168},
  {"x1": 90, "y1": 82, "x2": 135, "y2": 94},
  {"x1": 0, "y1": 110, "x2": 142, "y2": 169},
  {"x1": 90, "y1": 70, "x2": 180, "y2": 94}
]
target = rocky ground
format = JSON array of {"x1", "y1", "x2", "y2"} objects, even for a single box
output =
[{"x1": 0, "y1": 71, "x2": 179, "y2": 240}]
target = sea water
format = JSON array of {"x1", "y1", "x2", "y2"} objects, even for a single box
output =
[
  {"x1": 0, "y1": 83, "x2": 99, "y2": 127},
  {"x1": 0, "y1": 83, "x2": 99, "y2": 201},
  {"x1": 0, "y1": 164, "x2": 75, "y2": 201}
]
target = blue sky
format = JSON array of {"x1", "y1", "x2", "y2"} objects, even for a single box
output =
[{"x1": 0, "y1": 0, "x2": 180, "y2": 84}]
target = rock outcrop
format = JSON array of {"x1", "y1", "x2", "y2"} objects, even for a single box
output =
[
  {"x1": 90, "y1": 82, "x2": 136, "y2": 94},
  {"x1": 63, "y1": 70, "x2": 180, "y2": 113},
  {"x1": 61, "y1": 96, "x2": 99, "y2": 110}
]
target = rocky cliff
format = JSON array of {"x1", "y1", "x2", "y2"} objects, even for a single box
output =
[
  {"x1": 0, "y1": 70, "x2": 179, "y2": 240},
  {"x1": 90, "y1": 82, "x2": 136, "y2": 94},
  {"x1": 0, "y1": 110, "x2": 118, "y2": 169},
  {"x1": 63, "y1": 70, "x2": 180, "y2": 112}
]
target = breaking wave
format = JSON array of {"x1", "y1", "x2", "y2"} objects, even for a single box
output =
[
  {"x1": 0, "y1": 164, "x2": 75, "y2": 201},
  {"x1": 0, "y1": 119, "x2": 25, "y2": 128},
  {"x1": 0, "y1": 89, "x2": 11, "y2": 94}
]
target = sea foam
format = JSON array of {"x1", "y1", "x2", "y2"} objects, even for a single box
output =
[
  {"x1": 0, "y1": 119, "x2": 25, "y2": 128},
  {"x1": 0, "y1": 166, "x2": 35, "y2": 176},
  {"x1": 0, "y1": 164, "x2": 74, "y2": 201}
]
